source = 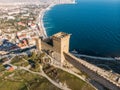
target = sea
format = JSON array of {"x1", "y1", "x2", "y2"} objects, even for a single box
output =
[{"x1": 43, "y1": 0, "x2": 120, "y2": 58}]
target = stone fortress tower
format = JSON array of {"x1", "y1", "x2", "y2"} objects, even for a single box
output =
[
  {"x1": 35, "y1": 32, "x2": 120, "y2": 90},
  {"x1": 36, "y1": 32, "x2": 71, "y2": 65},
  {"x1": 52, "y1": 32, "x2": 71, "y2": 64},
  {"x1": 35, "y1": 37, "x2": 41, "y2": 51}
]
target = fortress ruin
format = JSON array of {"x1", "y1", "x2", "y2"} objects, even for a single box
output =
[
  {"x1": 36, "y1": 32, "x2": 71, "y2": 65},
  {"x1": 35, "y1": 32, "x2": 120, "y2": 90}
]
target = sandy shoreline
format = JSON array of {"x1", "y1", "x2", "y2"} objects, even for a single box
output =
[
  {"x1": 38, "y1": 0, "x2": 76, "y2": 39},
  {"x1": 39, "y1": 4, "x2": 55, "y2": 38}
]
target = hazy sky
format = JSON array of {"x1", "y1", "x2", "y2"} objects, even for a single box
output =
[{"x1": 0, "y1": 0, "x2": 40, "y2": 3}]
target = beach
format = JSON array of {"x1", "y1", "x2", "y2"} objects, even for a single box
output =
[{"x1": 38, "y1": 0, "x2": 76, "y2": 39}]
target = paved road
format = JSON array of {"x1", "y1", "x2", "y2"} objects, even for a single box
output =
[
  {"x1": 0, "y1": 47, "x2": 35, "y2": 60},
  {"x1": 3, "y1": 55, "x2": 16, "y2": 65},
  {"x1": 1, "y1": 49, "x2": 71, "y2": 90}
]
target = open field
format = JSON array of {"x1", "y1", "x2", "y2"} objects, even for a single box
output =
[
  {"x1": 0, "y1": 70, "x2": 60, "y2": 90},
  {"x1": 43, "y1": 65, "x2": 95, "y2": 90}
]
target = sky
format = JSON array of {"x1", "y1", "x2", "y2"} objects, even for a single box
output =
[{"x1": 0, "y1": 0, "x2": 40, "y2": 3}]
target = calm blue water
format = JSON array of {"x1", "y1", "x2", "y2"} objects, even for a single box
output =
[{"x1": 43, "y1": 0, "x2": 120, "y2": 57}]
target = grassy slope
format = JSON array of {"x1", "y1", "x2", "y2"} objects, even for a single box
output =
[
  {"x1": 44, "y1": 65, "x2": 95, "y2": 90},
  {"x1": 0, "y1": 70, "x2": 60, "y2": 90},
  {"x1": 57, "y1": 69, "x2": 95, "y2": 90}
]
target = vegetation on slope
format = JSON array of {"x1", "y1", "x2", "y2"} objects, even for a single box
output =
[
  {"x1": 43, "y1": 64, "x2": 95, "y2": 90},
  {"x1": 0, "y1": 70, "x2": 60, "y2": 90}
]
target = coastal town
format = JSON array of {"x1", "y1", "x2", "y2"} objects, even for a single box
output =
[
  {"x1": 0, "y1": 0, "x2": 120, "y2": 90},
  {"x1": 0, "y1": 0, "x2": 75, "y2": 55},
  {"x1": 0, "y1": 5, "x2": 43, "y2": 54}
]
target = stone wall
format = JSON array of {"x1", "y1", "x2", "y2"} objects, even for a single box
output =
[
  {"x1": 64, "y1": 52, "x2": 120, "y2": 90},
  {"x1": 41, "y1": 41, "x2": 62, "y2": 64},
  {"x1": 41, "y1": 41, "x2": 53, "y2": 51}
]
